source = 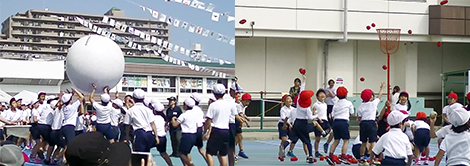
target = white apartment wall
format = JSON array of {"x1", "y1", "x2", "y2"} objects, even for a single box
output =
[{"x1": 0, "y1": 59, "x2": 64, "y2": 80}]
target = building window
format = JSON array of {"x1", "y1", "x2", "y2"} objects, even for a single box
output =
[
  {"x1": 151, "y1": 76, "x2": 176, "y2": 92},
  {"x1": 58, "y1": 39, "x2": 65, "y2": 44},
  {"x1": 33, "y1": 22, "x2": 40, "y2": 27},
  {"x1": 121, "y1": 75, "x2": 148, "y2": 92},
  {"x1": 32, "y1": 38, "x2": 41, "y2": 42},
  {"x1": 180, "y1": 77, "x2": 203, "y2": 93},
  {"x1": 207, "y1": 79, "x2": 228, "y2": 93},
  {"x1": 58, "y1": 24, "x2": 65, "y2": 28},
  {"x1": 32, "y1": 30, "x2": 40, "y2": 34}
]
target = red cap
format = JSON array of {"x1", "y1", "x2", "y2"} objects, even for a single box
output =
[
  {"x1": 416, "y1": 111, "x2": 426, "y2": 120},
  {"x1": 298, "y1": 90, "x2": 314, "y2": 108},
  {"x1": 466, "y1": 92, "x2": 470, "y2": 101},
  {"x1": 361, "y1": 89, "x2": 374, "y2": 102},
  {"x1": 448, "y1": 92, "x2": 458, "y2": 100},
  {"x1": 337, "y1": 87, "x2": 348, "y2": 97},
  {"x1": 242, "y1": 93, "x2": 252, "y2": 100},
  {"x1": 399, "y1": 91, "x2": 409, "y2": 98},
  {"x1": 281, "y1": 94, "x2": 289, "y2": 101}
]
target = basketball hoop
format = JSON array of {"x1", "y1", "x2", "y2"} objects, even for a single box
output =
[{"x1": 377, "y1": 28, "x2": 401, "y2": 111}]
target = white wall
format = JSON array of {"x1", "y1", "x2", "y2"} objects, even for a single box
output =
[{"x1": 0, "y1": 59, "x2": 64, "y2": 79}]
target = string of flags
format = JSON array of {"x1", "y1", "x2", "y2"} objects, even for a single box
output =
[
  {"x1": 133, "y1": 2, "x2": 235, "y2": 47},
  {"x1": 164, "y1": 0, "x2": 235, "y2": 23},
  {"x1": 100, "y1": 15, "x2": 234, "y2": 65},
  {"x1": 75, "y1": 16, "x2": 228, "y2": 78}
]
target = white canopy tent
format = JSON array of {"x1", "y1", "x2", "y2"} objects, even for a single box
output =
[
  {"x1": 0, "y1": 88, "x2": 12, "y2": 103},
  {"x1": 14, "y1": 90, "x2": 38, "y2": 105}
]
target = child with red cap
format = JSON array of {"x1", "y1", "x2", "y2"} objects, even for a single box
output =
[
  {"x1": 412, "y1": 112, "x2": 431, "y2": 165},
  {"x1": 466, "y1": 92, "x2": 470, "y2": 109},
  {"x1": 235, "y1": 93, "x2": 251, "y2": 159},
  {"x1": 392, "y1": 91, "x2": 412, "y2": 114},
  {"x1": 278, "y1": 95, "x2": 295, "y2": 161},
  {"x1": 356, "y1": 83, "x2": 385, "y2": 166},
  {"x1": 290, "y1": 90, "x2": 318, "y2": 163},
  {"x1": 328, "y1": 86, "x2": 354, "y2": 163},
  {"x1": 442, "y1": 92, "x2": 462, "y2": 126}
]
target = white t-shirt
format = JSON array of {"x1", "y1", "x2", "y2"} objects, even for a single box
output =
[
  {"x1": 22, "y1": 109, "x2": 31, "y2": 121},
  {"x1": 0, "y1": 111, "x2": 6, "y2": 127},
  {"x1": 206, "y1": 100, "x2": 231, "y2": 130},
  {"x1": 51, "y1": 108, "x2": 64, "y2": 130},
  {"x1": 75, "y1": 114, "x2": 85, "y2": 131},
  {"x1": 325, "y1": 87, "x2": 336, "y2": 106},
  {"x1": 353, "y1": 136, "x2": 362, "y2": 145},
  {"x1": 440, "y1": 131, "x2": 470, "y2": 165},
  {"x1": 154, "y1": 115, "x2": 167, "y2": 137},
  {"x1": 357, "y1": 98, "x2": 380, "y2": 121},
  {"x1": 31, "y1": 108, "x2": 39, "y2": 123},
  {"x1": 414, "y1": 120, "x2": 430, "y2": 130},
  {"x1": 279, "y1": 105, "x2": 294, "y2": 123},
  {"x1": 313, "y1": 101, "x2": 328, "y2": 121},
  {"x1": 228, "y1": 98, "x2": 238, "y2": 124},
  {"x1": 62, "y1": 100, "x2": 81, "y2": 126},
  {"x1": 436, "y1": 125, "x2": 452, "y2": 139},
  {"x1": 390, "y1": 93, "x2": 400, "y2": 108},
  {"x1": 93, "y1": 102, "x2": 113, "y2": 124},
  {"x1": 38, "y1": 105, "x2": 54, "y2": 125},
  {"x1": 110, "y1": 108, "x2": 121, "y2": 127},
  {"x1": 295, "y1": 106, "x2": 317, "y2": 120},
  {"x1": 4, "y1": 109, "x2": 22, "y2": 124},
  {"x1": 332, "y1": 99, "x2": 354, "y2": 121},
  {"x1": 236, "y1": 102, "x2": 247, "y2": 115},
  {"x1": 404, "y1": 120, "x2": 414, "y2": 141},
  {"x1": 372, "y1": 128, "x2": 413, "y2": 159},
  {"x1": 193, "y1": 106, "x2": 205, "y2": 128},
  {"x1": 288, "y1": 108, "x2": 297, "y2": 124},
  {"x1": 123, "y1": 103, "x2": 155, "y2": 132},
  {"x1": 392, "y1": 103, "x2": 408, "y2": 113},
  {"x1": 177, "y1": 109, "x2": 199, "y2": 134}
]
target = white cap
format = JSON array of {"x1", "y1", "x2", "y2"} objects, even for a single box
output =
[
  {"x1": 449, "y1": 103, "x2": 464, "y2": 114},
  {"x1": 209, "y1": 94, "x2": 217, "y2": 101},
  {"x1": 190, "y1": 93, "x2": 202, "y2": 103},
  {"x1": 101, "y1": 94, "x2": 110, "y2": 103},
  {"x1": 144, "y1": 98, "x2": 152, "y2": 107},
  {"x1": 31, "y1": 99, "x2": 39, "y2": 105},
  {"x1": 50, "y1": 100, "x2": 58, "y2": 108},
  {"x1": 184, "y1": 98, "x2": 195, "y2": 108},
  {"x1": 212, "y1": 84, "x2": 226, "y2": 95},
  {"x1": 112, "y1": 99, "x2": 123, "y2": 108},
  {"x1": 448, "y1": 107, "x2": 470, "y2": 127},
  {"x1": 46, "y1": 95, "x2": 56, "y2": 101},
  {"x1": 230, "y1": 83, "x2": 244, "y2": 93},
  {"x1": 387, "y1": 111, "x2": 407, "y2": 126},
  {"x1": 133, "y1": 89, "x2": 145, "y2": 99},
  {"x1": 61, "y1": 93, "x2": 72, "y2": 103},
  {"x1": 150, "y1": 98, "x2": 162, "y2": 110}
]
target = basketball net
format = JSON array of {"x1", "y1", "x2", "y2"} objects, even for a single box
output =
[{"x1": 377, "y1": 28, "x2": 401, "y2": 112}]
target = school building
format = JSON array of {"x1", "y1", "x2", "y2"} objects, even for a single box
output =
[{"x1": 235, "y1": 0, "x2": 470, "y2": 115}]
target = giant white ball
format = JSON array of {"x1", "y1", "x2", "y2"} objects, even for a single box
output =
[{"x1": 66, "y1": 35, "x2": 124, "y2": 93}]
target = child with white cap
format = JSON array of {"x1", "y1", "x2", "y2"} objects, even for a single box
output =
[
  {"x1": 90, "y1": 84, "x2": 115, "y2": 142},
  {"x1": 434, "y1": 107, "x2": 470, "y2": 166},
  {"x1": 172, "y1": 98, "x2": 200, "y2": 166},
  {"x1": 151, "y1": 98, "x2": 173, "y2": 166},
  {"x1": 204, "y1": 83, "x2": 233, "y2": 166},
  {"x1": 371, "y1": 111, "x2": 413, "y2": 165},
  {"x1": 124, "y1": 89, "x2": 159, "y2": 152},
  {"x1": 228, "y1": 83, "x2": 245, "y2": 165},
  {"x1": 110, "y1": 99, "x2": 124, "y2": 141},
  {"x1": 48, "y1": 99, "x2": 64, "y2": 164},
  {"x1": 59, "y1": 88, "x2": 85, "y2": 164},
  {"x1": 190, "y1": 93, "x2": 209, "y2": 163}
]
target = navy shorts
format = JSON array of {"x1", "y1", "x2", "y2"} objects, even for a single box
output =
[
  {"x1": 30, "y1": 123, "x2": 41, "y2": 140},
  {"x1": 156, "y1": 136, "x2": 167, "y2": 153},
  {"x1": 111, "y1": 126, "x2": 119, "y2": 140},
  {"x1": 235, "y1": 120, "x2": 242, "y2": 134},
  {"x1": 179, "y1": 133, "x2": 197, "y2": 155},
  {"x1": 0, "y1": 129, "x2": 4, "y2": 140},
  {"x1": 96, "y1": 123, "x2": 114, "y2": 140},
  {"x1": 352, "y1": 144, "x2": 369, "y2": 159},
  {"x1": 313, "y1": 120, "x2": 331, "y2": 137},
  {"x1": 229, "y1": 123, "x2": 236, "y2": 148},
  {"x1": 119, "y1": 123, "x2": 134, "y2": 142},
  {"x1": 75, "y1": 130, "x2": 84, "y2": 137},
  {"x1": 360, "y1": 120, "x2": 377, "y2": 143},
  {"x1": 414, "y1": 129, "x2": 430, "y2": 152},
  {"x1": 195, "y1": 127, "x2": 203, "y2": 148},
  {"x1": 291, "y1": 119, "x2": 311, "y2": 145},
  {"x1": 307, "y1": 123, "x2": 315, "y2": 133},
  {"x1": 382, "y1": 157, "x2": 406, "y2": 166},
  {"x1": 37, "y1": 124, "x2": 51, "y2": 143},
  {"x1": 134, "y1": 129, "x2": 156, "y2": 152},
  {"x1": 50, "y1": 130, "x2": 65, "y2": 148},
  {"x1": 61, "y1": 125, "x2": 76, "y2": 146},
  {"x1": 332, "y1": 119, "x2": 350, "y2": 140},
  {"x1": 277, "y1": 122, "x2": 289, "y2": 139},
  {"x1": 207, "y1": 128, "x2": 229, "y2": 156},
  {"x1": 327, "y1": 105, "x2": 334, "y2": 126}
]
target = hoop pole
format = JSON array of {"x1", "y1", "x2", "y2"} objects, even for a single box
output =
[{"x1": 387, "y1": 52, "x2": 391, "y2": 112}]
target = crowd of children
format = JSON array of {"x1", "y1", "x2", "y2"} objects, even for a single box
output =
[
  {"x1": 0, "y1": 81, "x2": 253, "y2": 166},
  {"x1": 278, "y1": 74, "x2": 470, "y2": 166}
]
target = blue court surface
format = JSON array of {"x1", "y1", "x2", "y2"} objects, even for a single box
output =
[{"x1": 24, "y1": 138, "x2": 446, "y2": 166}]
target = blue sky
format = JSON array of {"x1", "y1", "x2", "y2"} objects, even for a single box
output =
[{"x1": 0, "y1": 0, "x2": 235, "y2": 62}]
